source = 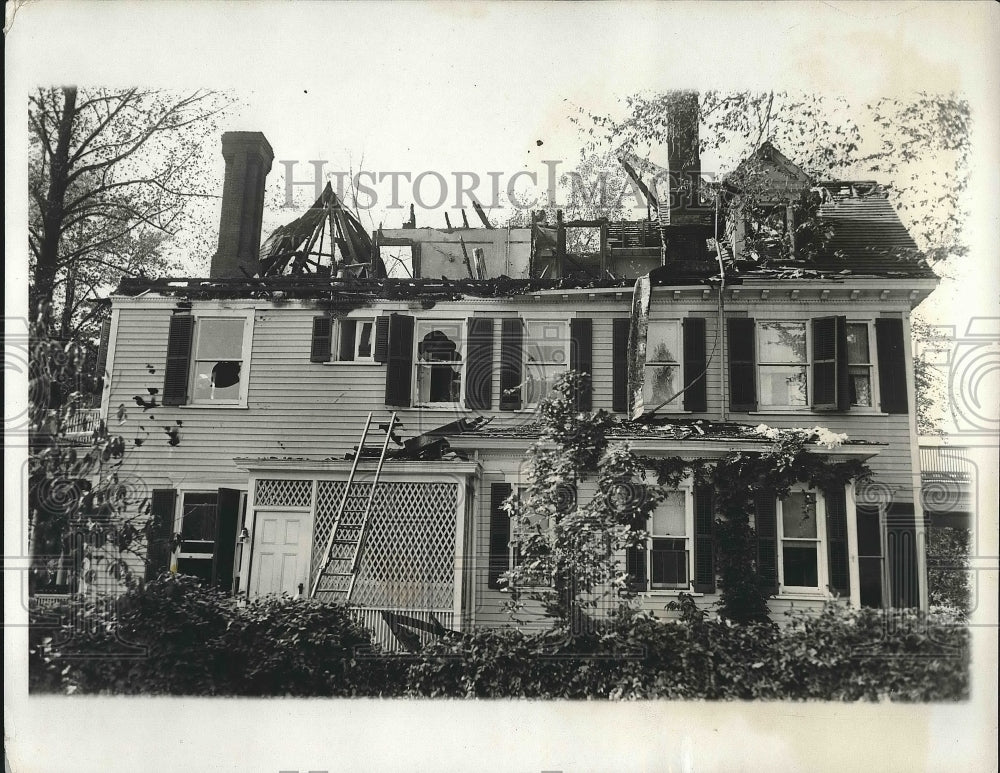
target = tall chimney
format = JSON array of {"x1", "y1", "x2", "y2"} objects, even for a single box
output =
[
  {"x1": 666, "y1": 90, "x2": 701, "y2": 213},
  {"x1": 210, "y1": 131, "x2": 274, "y2": 278}
]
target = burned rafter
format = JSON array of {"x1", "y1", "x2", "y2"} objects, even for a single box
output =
[{"x1": 258, "y1": 182, "x2": 387, "y2": 278}]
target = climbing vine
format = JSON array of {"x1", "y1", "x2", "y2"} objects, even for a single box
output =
[{"x1": 507, "y1": 372, "x2": 873, "y2": 627}]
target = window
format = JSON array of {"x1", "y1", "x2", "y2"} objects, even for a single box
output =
[
  {"x1": 757, "y1": 321, "x2": 808, "y2": 408},
  {"x1": 778, "y1": 491, "x2": 825, "y2": 593},
  {"x1": 648, "y1": 491, "x2": 689, "y2": 589},
  {"x1": 414, "y1": 320, "x2": 463, "y2": 405},
  {"x1": 846, "y1": 322, "x2": 873, "y2": 407},
  {"x1": 644, "y1": 320, "x2": 682, "y2": 409},
  {"x1": 523, "y1": 319, "x2": 568, "y2": 409},
  {"x1": 744, "y1": 204, "x2": 792, "y2": 260},
  {"x1": 355, "y1": 319, "x2": 375, "y2": 360},
  {"x1": 176, "y1": 492, "x2": 218, "y2": 582},
  {"x1": 629, "y1": 489, "x2": 692, "y2": 592},
  {"x1": 190, "y1": 317, "x2": 247, "y2": 404},
  {"x1": 510, "y1": 484, "x2": 574, "y2": 587}
]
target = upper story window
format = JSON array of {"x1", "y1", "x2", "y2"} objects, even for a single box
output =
[
  {"x1": 163, "y1": 310, "x2": 254, "y2": 408},
  {"x1": 644, "y1": 319, "x2": 682, "y2": 409},
  {"x1": 191, "y1": 318, "x2": 246, "y2": 404},
  {"x1": 846, "y1": 322, "x2": 873, "y2": 407},
  {"x1": 757, "y1": 321, "x2": 809, "y2": 409},
  {"x1": 414, "y1": 319, "x2": 464, "y2": 406},
  {"x1": 523, "y1": 319, "x2": 568, "y2": 409}
]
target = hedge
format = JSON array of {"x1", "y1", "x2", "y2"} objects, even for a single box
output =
[{"x1": 30, "y1": 579, "x2": 968, "y2": 700}]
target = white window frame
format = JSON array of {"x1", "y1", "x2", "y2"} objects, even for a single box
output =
[
  {"x1": 351, "y1": 317, "x2": 377, "y2": 362},
  {"x1": 639, "y1": 483, "x2": 694, "y2": 594},
  {"x1": 186, "y1": 309, "x2": 254, "y2": 408},
  {"x1": 756, "y1": 319, "x2": 810, "y2": 411},
  {"x1": 522, "y1": 318, "x2": 570, "y2": 411},
  {"x1": 845, "y1": 319, "x2": 880, "y2": 411},
  {"x1": 777, "y1": 488, "x2": 829, "y2": 596},
  {"x1": 412, "y1": 318, "x2": 466, "y2": 408},
  {"x1": 643, "y1": 318, "x2": 684, "y2": 411}
]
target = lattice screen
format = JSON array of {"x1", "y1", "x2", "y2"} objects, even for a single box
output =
[
  {"x1": 255, "y1": 479, "x2": 313, "y2": 508},
  {"x1": 313, "y1": 480, "x2": 458, "y2": 609}
]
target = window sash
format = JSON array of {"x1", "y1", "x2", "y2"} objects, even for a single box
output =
[
  {"x1": 524, "y1": 320, "x2": 568, "y2": 366},
  {"x1": 355, "y1": 318, "x2": 375, "y2": 360},
  {"x1": 777, "y1": 492, "x2": 826, "y2": 593},
  {"x1": 188, "y1": 316, "x2": 249, "y2": 405},
  {"x1": 846, "y1": 322, "x2": 874, "y2": 407},
  {"x1": 645, "y1": 320, "x2": 681, "y2": 365}
]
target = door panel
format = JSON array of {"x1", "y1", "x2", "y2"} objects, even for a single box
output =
[{"x1": 250, "y1": 510, "x2": 312, "y2": 597}]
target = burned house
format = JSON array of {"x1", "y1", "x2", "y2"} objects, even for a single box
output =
[{"x1": 96, "y1": 123, "x2": 938, "y2": 649}]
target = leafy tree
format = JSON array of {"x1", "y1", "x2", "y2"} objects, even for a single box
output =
[
  {"x1": 581, "y1": 90, "x2": 970, "y2": 268},
  {"x1": 502, "y1": 372, "x2": 663, "y2": 628},
  {"x1": 28, "y1": 86, "x2": 232, "y2": 341},
  {"x1": 28, "y1": 304, "x2": 175, "y2": 594}
]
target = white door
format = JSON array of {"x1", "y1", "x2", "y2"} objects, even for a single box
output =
[{"x1": 249, "y1": 510, "x2": 312, "y2": 597}]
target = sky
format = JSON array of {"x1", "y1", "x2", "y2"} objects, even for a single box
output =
[{"x1": 5, "y1": 2, "x2": 1000, "y2": 771}]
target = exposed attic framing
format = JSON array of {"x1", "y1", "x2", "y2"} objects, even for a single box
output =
[{"x1": 258, "y1": 182, "x2": 387, "y2": 279}]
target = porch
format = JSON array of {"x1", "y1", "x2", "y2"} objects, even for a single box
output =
[{"x1": 234, "y1": 458, "x2": 480, "y2": 651}]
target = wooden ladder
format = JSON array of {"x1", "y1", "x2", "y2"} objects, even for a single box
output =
[{"x1": 309, "y1": 411, "x2": 399, "y2": 603}]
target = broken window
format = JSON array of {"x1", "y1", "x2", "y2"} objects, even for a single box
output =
[
  {"x1": 745, "y1": 203, "x2": 792, "y2": 260},
  {"x1": 191, "y1": 317, "x2": 247, "y2": 404},
  {"x1": 757, "y1": 321, "x2": 808, "y2": 408},
  {"x1": 415, "y1": 320, "x2": 463, "y2": 405},
  {"x1": 643, "y1": 320, "x2": 682, "y2": 409},
  {"x1": 523, "y1": 319, "x2": 568, "y2": 409}
]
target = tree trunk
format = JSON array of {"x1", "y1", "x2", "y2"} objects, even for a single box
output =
[{"x1": 33, "y1": 87, "x2": 78, "y2": 316}]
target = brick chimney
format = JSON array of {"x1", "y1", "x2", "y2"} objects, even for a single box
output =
[
  {"x1": 210, "y1": 131, "x2": 274, "y2": 278},
  {"x1": 667, "y1": 90, "x2": 701, "y2": 212}
]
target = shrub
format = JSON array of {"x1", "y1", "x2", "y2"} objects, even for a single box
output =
[
  {"x1": 29, "y1": 574, "x2": 402, "y2": 696},
  {"x1": 217, "y1": 595, "x2": 400, "y2": 697}
]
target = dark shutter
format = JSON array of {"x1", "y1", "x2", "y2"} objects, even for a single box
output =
[
  {"x1": 612, "y1": 318, "x2": 630, "y2": 413},
  {"x1": 465, "y1": 317, "x2": 494, "y2": 410},
  {"x1": 626, "y1": 544, "x2": 647, "y2": 592},
  {"x1": 812, "y1": 316, "x2": 849, "y2": 411},
  {"x1": 824, "y1": 486, "x2": 850, "y2": 597},
  {"x1": 373, "y1": 316, "x2": 390, "y2": 363},
  {"x1": 727, "y1": 318, "x2": 756, "y2": 412},
  {"x1": 683, "y1": 317, "x2": 708, "y2": 413},
  {"x1": 569, "y1": 318, "x2": 593, "y2": 411},
  {"x1": 499, "y1": 318, "x2": 523, "y2": 411},
  {"x1": 162, "y1": 314, "x2": 194, "y2": 406},
  {"x1": 875, "y1": 318, "x2": 908, "y2": 414},
  {"x1": 95, "y1": 318, "x2": 112, "y2": 384},
  {"x1": 856, "y1": 504, "x2": 884, "y2": 608},
  {"x1": 887, "y1": 502, "x2": 919, "y2": 608},
  {"x1": 338, "y1": 319, "x2": 357, "y2": 362},
  {"x1": 754, "y1": 492, "x2": 778, "y2": 596},
  {"x1": 146, "y1": 488, "x2": 177, "y2": 581},
  {"x1": 692, "y1": 485, "x2": 715, "y2": 593},
  {"x1": 488, "y1": 482, "x2": 512, "y2": 590},
  {"x1": 384, "y1": 313, "x2": 415, "y2": 407},
  {"x1": 211, "y1": 488, "x2": 242, "y2": 593},
  {"x1": 310, "y1": 316, "x2": 333, "y2": 363}
]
